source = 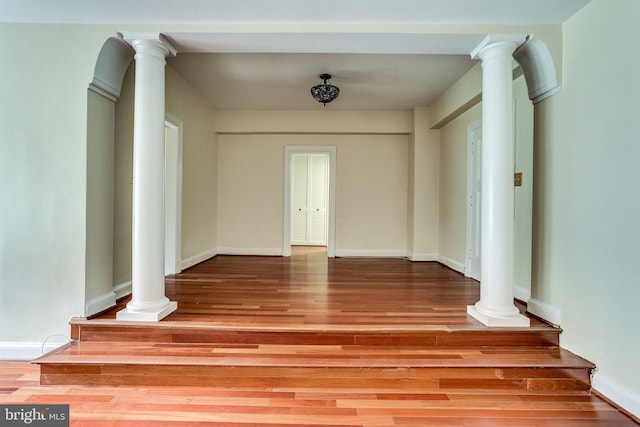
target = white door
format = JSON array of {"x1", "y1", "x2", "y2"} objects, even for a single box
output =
[
  {"x1": 466, "y1": 121, "x2": 482, "y2": 281},
  {"x1": 164, "y1": 117, "x2": 182, "y2": 275},
  {"x1": 291, "y1": 153, "x2": 328, "y2": 246},
  {"x1": 291, "y1": 154, "x2": 309, "y2": 244},
  {"x1": 308, "y1": 154, "x2": 328, "y2": 245}
]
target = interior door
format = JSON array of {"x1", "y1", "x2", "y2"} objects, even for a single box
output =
[
  {"x1": 291, "y1": 153, "x2": 328, "y2": 246},
  {"x1": 308, "y1": 153, "x2": 328, "y2": 245},
  {"x1": 291, "y1": 154, "x2": 309, "y2": 244}
]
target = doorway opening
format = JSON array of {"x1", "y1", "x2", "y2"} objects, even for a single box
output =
[
  {"x1": 291, "y1": 152, "x2": 329, "y2": 247},
  {"x1": 283, "y1": 146, "x2": 336, "y2": 257}
]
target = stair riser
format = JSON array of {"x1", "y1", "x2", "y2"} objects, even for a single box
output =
[
  {"x1": 75, "y1": 327, "x2": 560, "y2": 347},
  {"x1": 40, "y1": 364, "x2": 591, "y2": 393}
]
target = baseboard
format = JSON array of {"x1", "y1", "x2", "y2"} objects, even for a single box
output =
[
  {"x1": 335, "y1": 249, "x2": 408, "y2": 258},
  {"x1": 513, "y1": 286, "x2": 531, "y2": 303},
  {"x1": 407, "y1": 252, "x2": 438, "y2": 262},
  {"x1": 181, "y1": 248, "x2": 218, "y2": 270},
  {"x1": 113, "y1": 281, "x2": 132, "y2": 300},
  {"x1": 527, "y1": 297, "x2": 561, "y2": 326},
  {"x1": 85, "y1": 291, "x2": 117, "y2": 317},
  {"x1": 216, "y1": 247, "x2": 282, "y2": 257},
  {"x1": 0, "y1": 340, "x2": 70, "y2": 361},
  {"x1": 437, "y1": 255, "x2": 465, "y2": 274},
  {"x1": 592, "y1": 371, "x2": 640, "y2": 420}
]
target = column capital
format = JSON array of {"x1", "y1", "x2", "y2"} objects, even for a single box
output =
[
  {"x1": 471, "y1": 34, "x2": 527, "y2": 61},
  {"x1": 121, "y1": 32, "x2": 177, "y2": 58}
]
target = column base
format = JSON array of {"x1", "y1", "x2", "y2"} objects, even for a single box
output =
[
  {"x1": 116, "y1": 300, "x2": 177, "y2": 322},
  {"x1": 467, "y1": 305, "x2": 530, "y2": 327}
]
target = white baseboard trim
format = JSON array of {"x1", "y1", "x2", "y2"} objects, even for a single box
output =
[
  {"x1": 85, "y1": 291, "x2": 117, "y2": 317},
  {"x1": 113, "y1": 281, "x2": 132, "y2": 300},
  {"x1": 592, "y1": 371, "x2": 640, "y2": 419},
  {"x1": 407, "y1": 252, "x2": 438, "y2": 262},
  {"x1": 181, "y1": 248, "x2": 218, "y2": 270},
  {"x1": 513, "y1": 286, "x2": 531, "y2": 303},
  {"x1": 437, "y1": 255, "x2": 465, "y2": 274},
  {"x1": 0, "y1": 340, "x2": 70, "y2": 361},
  {"x1": 217, "y1": 247, "x2": 282, "y2": 257},
  {"x1": 335, "y1": 249, "x2": 408, "y2": 258},
  {"x1": 527, "y1": 297, "x2": 561, "y2": 325}
]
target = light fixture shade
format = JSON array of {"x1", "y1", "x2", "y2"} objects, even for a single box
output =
[{"x1": 311, "y1": 73, "x2": 340, "y2": 104}]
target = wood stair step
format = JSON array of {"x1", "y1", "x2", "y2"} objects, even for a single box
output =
[
  {"x1": 35, "y1": 341, "x2": 594, "y2": 392},
  {"x1": 71, "y1": 319, "x2": 561, "y2": 348}
]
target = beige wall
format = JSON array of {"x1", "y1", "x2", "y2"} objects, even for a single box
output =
[
  {"x1": 113, "y1": 65, "x2": 135, "y2": 287},
  {"x1": 335, "y1": 134, "x2": 408, "y2": 255},
  {"x1": 215, "y1": 110, "x2": 412, "y2": 134},
  {"x1": 512, "y1": 76, "x2": 534, "y2": 300},
  {"x1": 531, "y1": 0, "x2": 640, "y2": 412},
  {"x1": 216, "y1": 134, "x2": 285, "y2": 253},
  {"x1": 216, "y1": 131, "x2": 409, "y2": 255},
  {"x1": 407, "y1": 108, "x2": 440, "y2": 259},
  {"x1": 0, "y1": 23, "x2": 113, "y2": 350},
  {"x1": 438, "y1": 103, "x2": 482, "y2": 267},
  {"x1": 85, "y1": 90, "x2": 115, "y2": 307},
  {"x1": 165, "y1": 67, "x2": 218, "y2": 265}
]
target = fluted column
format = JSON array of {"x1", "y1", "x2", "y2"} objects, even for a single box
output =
[
  {"x1": 467, "y1": 35, "x2": 530, "y2": 327},
  {"x1": 117, "y1": 33, "x2": 177, "y2": 322}
]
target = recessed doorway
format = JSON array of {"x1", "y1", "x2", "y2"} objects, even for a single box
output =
[{"x1": 283, "y1": 145, "x2": 336, "y2": 257}]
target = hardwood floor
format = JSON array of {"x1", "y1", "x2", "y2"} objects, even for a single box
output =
[
  {"x1": 2, "y1": 361, "x2": 636, "y2": 426},
  {"x1": 94, "y1": 251, "x2": 545, "y2": 330},
  {"x1": 5, "y1": 251, "x2": 637, "y2": 425}
]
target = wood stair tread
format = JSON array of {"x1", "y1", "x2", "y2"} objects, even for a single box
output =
[{"x1": 35, "y1": 341, "x2": 593, "y2": 369}]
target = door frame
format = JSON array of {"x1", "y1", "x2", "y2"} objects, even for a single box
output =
[
  {"x1": 465, "y1": 119, "x2": 482, "y2": 280},
  {"x1": 283, "y1": 145, "x2": 336, "y2": 257},
  {"x1": 164, "y1": 113, "x2": 183, "y2": 275}
]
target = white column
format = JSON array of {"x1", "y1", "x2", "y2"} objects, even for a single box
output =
[
  {"x1": 467, "y1": 35, "x2": 530, "y2": 327},
  {"x1": 117, "y1": 33, "x2": 177, "y2": 322}
]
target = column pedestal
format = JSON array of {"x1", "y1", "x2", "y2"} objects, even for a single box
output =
[
  {"x1": 116, "y1": 33, "x2": 177, "y2": 322},
  {"x1": 467, "y1": 35, "x2": 530, "y2": 328}
]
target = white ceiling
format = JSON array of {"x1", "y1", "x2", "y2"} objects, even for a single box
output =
[
  {"x1": 1, "y1": 0, "x2": 592, "y2": 110},
  {"x1": 0, "y1": 0, "x2": 591, "y2": 25}
]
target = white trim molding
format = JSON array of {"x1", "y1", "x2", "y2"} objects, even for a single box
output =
[
  {"x1": 85, "y1": 291, "x2": 117, "y2": 317},
  {"x1": 180, "y1": 249, "x2": 218, "y2": 271},
  {"x1": 438, "y1": 255, "x2": 466, "y2": 274},
  {"x1": 592, "y1": 371, "x2": 640, "y2": 419},
  {"x1": 527, "y1": 297, "x2": 561, "y2": 325},
  {"x1": 513, "y1": 286, "x2": 531, "y2": 303},
  {"x1": 113, "y1": 281, "x2": 132, "y2": 300},
  {"x1": 335, "y1": 249, "x2": 407, "y2": 258},
  {"x1": 216, "y1": 248, "x2": 281, "y2": 257},
  {"x1": 407, "y1": 253, "x2": 438, "y2": 262},
  {"x1": 0, "y1": 340, "x2": 69, "y2": 361},
  {"x1": 89, "y1": 78, "x2": 120, "y2": 102}
]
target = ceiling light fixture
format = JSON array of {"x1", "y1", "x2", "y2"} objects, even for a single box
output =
[{"x1": 310, "y1": 73, "x2": 340, "y2": 105}]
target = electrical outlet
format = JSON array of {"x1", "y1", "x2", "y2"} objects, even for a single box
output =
[{"x1": 514, "y1": 172, "x2": 523, "y2": 187}]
